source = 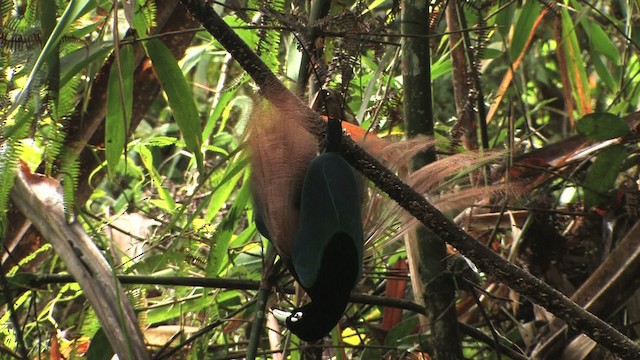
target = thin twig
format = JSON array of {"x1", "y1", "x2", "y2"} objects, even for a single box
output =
[
  {"x1": 0, "y1": 269, "x2": 29, "y2": 359},
  {"x1": 11, "y1": 274, "x2": 426, "y2": 313},
  {"x1": 154, "y1": 299, "x2": 258, "y2": 360}
]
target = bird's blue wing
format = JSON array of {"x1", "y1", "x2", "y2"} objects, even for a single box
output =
[{"x1": 292, "y1": 153, "x2": 364, "y2": 289}]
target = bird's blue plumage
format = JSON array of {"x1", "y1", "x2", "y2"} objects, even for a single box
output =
[
  {"x1": 291, "y1": 152, "x2": 364, "y2": 290},
  {"x1": 249, "y1": 101, "x2": 364, "y2": 340}
]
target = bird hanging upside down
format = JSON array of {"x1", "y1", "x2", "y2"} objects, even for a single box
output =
[
  {"x1": 247, "y1": 93, "x2": 510, "y2": 341},
  {"x1": 247, "y1": 94, "x2": 364, "y2": 341}
]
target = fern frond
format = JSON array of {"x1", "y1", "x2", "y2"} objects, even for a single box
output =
[
  {"x1": 254, "y1": 0, "x2": 282, "y2": 71},
  {"x1": 59, "y1": 147, "x2": 80, "y2": 221},
  {"x1": 0, "y1": 0, "x2": 12, "y2": 24},
  {"x1": 130, "y1": 0, "x2": 157, "y2": 36},
  {"x1": 0, "y1": 108, "x2": 31, "y2": 235},
  {"x1": 0, "y1": 54, "x2": 10, "y2": 108},
  {"x1": 140, "y1": 0, "x2": 157, "y2": 29},
  {"x1": 0, "y1": 17, "x2": 41, "y2": 52},
  {"x1": 0, "y1": 53, "x2": 46, "y2": 127},
  {"x1": 53, "y1": 73, "x2": 80, "y2": 118},
  {"x1": 79, "y1": 308, "x2": 100, "y2": 338},
  {"x1": 0, "y1": 0, "x2": 38, "y2": 32},
  {"x1": 21, "y1": 0, "x2": 38, "y2": 26},
  {"x1": 41, "y1": 118, "x2": 65, "y2": 175},
  {"x1": 129, "y1": 287, "x2": 148, "y2": 328},
  {"x1": 40, "y1": 76, "x2": 78, "y2": 175},
  {"x1": 0, "y1": 145, "x2": 22, "y2": 234}
]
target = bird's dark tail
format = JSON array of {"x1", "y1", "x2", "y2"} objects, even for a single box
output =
[{"x1": 324, "y1": 116, "x2": 343, "y2": 153}]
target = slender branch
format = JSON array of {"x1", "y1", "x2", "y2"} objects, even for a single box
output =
[
  {"x1": 177, "y1": 1, "x2": 640, "y2": 358},
  {"x1": 246, "y1": 288, "x2": 268, "y2": 360},
  {"x1": 247, "y1": 244, "x2": 275, "y2": 360},
  {"x1": 154, "y1": 299, "x2": 258, "y2": 360},
  {"x1": 11, "y1": 274, "x2": 426, "y2": 314},
  {"x1": 0, "y1": 269, "x2": 29, "y2": 359},
  {"x1": 11, "y1": 273, "x2": 524, "y2": 358}
]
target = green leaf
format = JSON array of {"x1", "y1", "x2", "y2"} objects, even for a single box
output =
[
  {"x1": 86, "y1": 328, "x2": 115, "y2": 360},
  {"x1": 144, "y1": 39, "x2": 204, "y2": 176},
  {"x1": 140, "y1": 135, "x2": 179, "y2": 147},
  {"x1": 127, "y1": 0, "x2": 156, "y2": 36},
  {"x1": 510, "y1": 1, "x2": 541, "y2": 61},
  {"x1": 146, "y1": 291, "x2": 209, "y2": 325},
  {"x1": 4, "y1": 0, "x2": 92, "y2": 132},
  {"x1": 207, "y1": 179, "x2": 252, "y2": 277},
  {"x1": 584, "y1": 145, "x2": 626, "y2": 209},
  {"x1": 431, "y1": 56, "x2": 452, "y2": 81},
  {"x1": 39, "y1": 0, "x2": 59, "y2": 100},
  {"x1": 60, "y1": 41, "x2": 113, "y2": 87},
  {"x1": 494, "y1": 1, "x2": 515, "y2": 40},
  {"x1": 205, "y1": 158, "x2": 247, "y2": 223},
  {"x1": 146, "y1": 290, "x2": 242, "y2": 325},
  {"x1": 584, "y1": 21, "x2": 620, "y2": 64},
  {"x1": 384, "y1": 315, "x2": 420, "y2": 347},
  {"x1": 561, "y1": 8, "x2": 591, "y2": 115},
  {"x1": 576, "y1": 113, "x2": 630, "y2": 141},
  {"x1": 591, "y1": 49, "x2": 618, "y2": 93},
  {"x1": 138, "y1": 145, "x2": 177, "y2": 211},
  {"x1": 106, "y1": 44, "x2": 135, "y2": 177}
]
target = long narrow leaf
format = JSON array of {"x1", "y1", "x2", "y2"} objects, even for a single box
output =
[
  {"x1": 144, "y1": 39, "x2": 204, "y2": 176},
  {"x1": 561, "y1": 9, "x2": 592, "y2": 115},
  {"x1": 106, "y1": 44, "x2": 134, "y2": 178},
  {"x1": 510, "y1": 1, "x2": 541, "y2": 61},
  {"x1": 486, "y1": 7, "x2": 549, "y2": 123},
  {"x1": 207, "y1": 179, "x2": 252, "y2": 277}
]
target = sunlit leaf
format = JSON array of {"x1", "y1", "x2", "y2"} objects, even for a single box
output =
[
  {"x1": 138, "y1": 145, "x2": 177, "y2": 211},
  {"x1": 561, "y1": 8, "x2": 592, "y2": 115},
  {"x1": 510, "y1": 1, "x2": 541, "y2": 61},
  {"x1": 207, "y1": 179, "x2": 252, "y2": 277},
  {"x1": 584, "y1": 21, "x2": 620, "y2": 64},
  {"x1": 4, "y1": 0, "x2": 92, "y2": 132},
  {"x1": 144, "y1": 39, "x2": 204, "y2": 176}
]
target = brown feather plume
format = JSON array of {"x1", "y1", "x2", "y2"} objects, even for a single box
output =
[
  {"x1": 247, "y1": 94, "x2": 519, "y2": 262},
  {"x1": 247, "y1": 96, "x2": 318, "y2": 261},
  {"x1": 363, "y1": 148, "x2": 523, "y2": 253}
]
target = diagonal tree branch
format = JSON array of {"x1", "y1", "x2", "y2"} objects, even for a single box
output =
[
  {"x1": 10, "y1": 165, "x2": 149, "y2": 360},
  {"x1": 178, "y1": 1, "x2": 640, "y2": 358}
]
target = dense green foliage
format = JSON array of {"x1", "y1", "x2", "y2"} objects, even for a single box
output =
[{"x1": 2, "y1": 0, "x2": 640, "y2": 358}]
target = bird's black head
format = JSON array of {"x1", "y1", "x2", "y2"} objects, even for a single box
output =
[{"x1": 280, "y1": 298, "x2": 348, "y2": 342}]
